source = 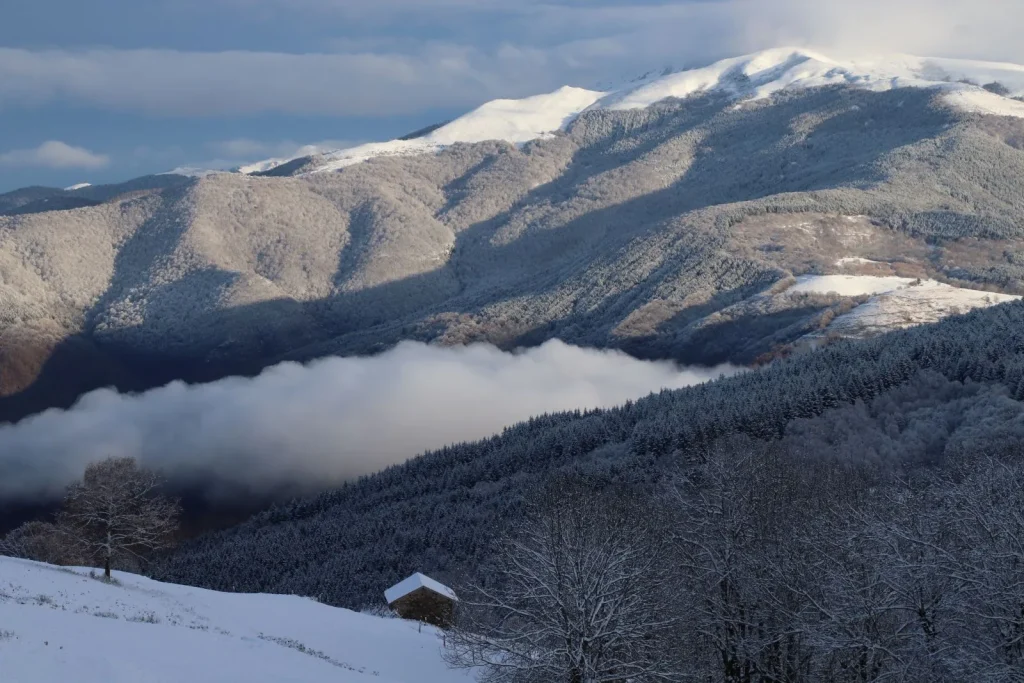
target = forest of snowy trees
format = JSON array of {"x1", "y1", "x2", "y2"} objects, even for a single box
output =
[
  {"x1": 156, "y1": 299, "x2": 1024, "y2": 650},
  {"x1": 437, "y1": 443, "x2": 1024, "y2": 682}
]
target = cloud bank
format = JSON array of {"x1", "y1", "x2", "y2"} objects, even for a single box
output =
[
  {"x1": 1, "y1": 1, "x2": 1021, "y2": 117},
  {"x1": 0, "y1": 141, "x2": 110, "y2": 169},
  {"x1": 0, "y1": 340, "x2": 735, "y2": 504}
]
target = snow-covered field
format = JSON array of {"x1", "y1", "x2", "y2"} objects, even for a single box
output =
[
  {"x1": 0, "y1": 557, "x2": 472, "y2": 683},
  {"x1": 223, "y1": 47, "x2": 1024, "y2": 175},
  {"x1": 787, "y1": 275, "x2": 1021, "y2": 337},
  {"x1": 826, "y1": 279, "x2": 1020, "y2": 336},
  {"x1": 788, "y1": 274, "x2": 917, "y2": 297}
]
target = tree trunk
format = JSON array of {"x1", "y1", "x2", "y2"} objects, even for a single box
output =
[{"x1": 104, "y1": 554, "x2": 111, "y2": 579}]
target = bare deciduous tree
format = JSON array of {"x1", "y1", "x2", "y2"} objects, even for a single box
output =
[
  {"x1": 445, "y1": 479, "x2": 680, "y2": 683},
  {"x1": 58, "y1": 457, "x2": 180, "y2": 579}
]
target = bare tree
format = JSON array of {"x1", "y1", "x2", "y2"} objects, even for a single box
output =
[
  {"x1": 445, "y1": 479, "x2": 680, "y2": 683},
  {"x1": 58, "y1": 457, "x2": 181, "y2": 579}
]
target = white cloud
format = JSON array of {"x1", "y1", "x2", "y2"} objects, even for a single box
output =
[
  {"x1": 0, "y1": 340, "x2": 736, "y2": 503},
  {"x1": 0, "y1": 141, "x2": 110, "y2": 170}
]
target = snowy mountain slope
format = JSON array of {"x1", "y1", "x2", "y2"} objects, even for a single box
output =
[
  {"x1": 779, "y1": 274, "x2": 1022, "y2": 339},
  {"x1": 3, "y1": 71, "x2": 1024, "y2": 422},
  {"x1": 232, "y1": 48, "x2": 1024, "y2": 175},
  {"x1": 0, "y1": 557, "x2": 471, "y2": 683},
  {"x1": 249, "y1": 86, "x2": 605, "y2": 175},
  {"x1": 598, "y1": 49, "x2": 1024, "y2": 113},
  {"x1": 820, "y1": 279, "x2": 1021, "y2": 337}
]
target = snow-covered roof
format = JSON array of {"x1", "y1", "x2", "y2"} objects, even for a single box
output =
[{"x1": 385, "y1": 573, "x2": 457, "y2": 604}]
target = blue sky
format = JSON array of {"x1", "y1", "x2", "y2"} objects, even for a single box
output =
[{"x1": 1, "y1": 0, "x2": 1019, "y2": 192}]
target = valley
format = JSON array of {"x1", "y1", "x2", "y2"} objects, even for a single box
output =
[{"x1": 6, "y1": 41, "x2": 1024, "y2": 683}]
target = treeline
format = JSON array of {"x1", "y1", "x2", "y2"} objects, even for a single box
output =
[{"x1": 160, "y1": 301, "x2": 1024, "y2": 613}]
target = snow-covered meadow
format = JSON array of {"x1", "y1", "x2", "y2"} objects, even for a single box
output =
[
  {"x1": 786, "y1": 274, "x2": 1021, "y2": 337},
  {"x1": 0, "y1": 557, "x2": 472, "y2": 683}
]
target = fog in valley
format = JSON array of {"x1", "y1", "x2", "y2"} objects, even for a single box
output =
[{"x1": 0, "y1": 340, "x2": 735, "y2": 504}]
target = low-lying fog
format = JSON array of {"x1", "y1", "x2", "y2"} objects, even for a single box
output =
[{"x1": 0, "y1": 340, "x2": 737, "y2": 504}]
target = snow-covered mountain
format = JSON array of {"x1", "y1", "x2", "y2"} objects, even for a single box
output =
[
  {"x1": 0, "y1": 556, "x2": 471, "y2": 683},
  {"x1": 234, "y1": 48, "x2": 1024, "y2": 175},
  {"x1": 2, "y1": 47, "x2": 1024, "y2": 423}
]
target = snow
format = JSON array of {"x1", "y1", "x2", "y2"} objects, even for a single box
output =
[
  {"x1": 163, "y1": 167, "x2": 230, "y2": 178},
  {"x1": 236, "y1": 158, "x2": 290, "y2": 175},
  {"x1": 835, "y1": 257, "x2": 884, "y2": 267},
  {"x1": 189, "y1": 48, "x2": 1024, "y2": 176},
  {"x1": 0, "y1": 557, "x2": 473, "y2": 683},
  {"x1": 787, "y1": 274, "x2": 917, "y2": 297},
  {"x1": 310, "y1": 86, "x2": 604, "y2": 174},
  {"x1": 942, "y1": 88, "x2": 1024, "y2": 118},
  {"x1": 63, "y1": 183, "x2": 91, "y2": 191},
  {"x1": 385, "y1": 573, "x2": 457, "y2": 605},
  {"x1": 825, "y1": 279, "x2": 1020, "y2": 336},
  {"x1": 599, "y1": 49, "x2": 1024, "y2": 112},
  {"x1": 784, "y1": 275, "x2": 1021, "y2": 338}
]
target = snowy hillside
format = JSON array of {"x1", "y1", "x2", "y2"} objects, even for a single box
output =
[
  {"x1": 234, "y1": 47, "x2": 1024, "y2": 174},
  {"x1": 0, "y1": 557, "x2": 471, "y2": 683},
  {"x1": 786, "y1": 275, "x2": 1022, "y2": 338},
  {"x1": 824, "y1": 279, "x2": 1021, "y2": 337}
]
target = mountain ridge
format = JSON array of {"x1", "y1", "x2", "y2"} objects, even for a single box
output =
[{"x1": 226, "y1": 48, "x2": 1024, "y2": 177}]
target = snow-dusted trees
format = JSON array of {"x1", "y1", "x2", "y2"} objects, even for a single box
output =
[
  {"x1": 0, "y1": 521, "x2": 70, "y2": 564},
  {"x1": 59, "y1": 457, "x2": 180, "y2": 579},
  {"x1": 445, "y1": 479, "x2": 680, "y2": 683},
  {"x1": 667, "y1": 440, "x2": 822, "y2": 682}
]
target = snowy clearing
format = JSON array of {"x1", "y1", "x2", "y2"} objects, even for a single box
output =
[
  {"x1": 0, "y1": 557, "x2": 473, "y2": 683},
  {"x1": 218, "y1": 47, "x2": 1024, "y2": 176},
  {"x1": 834, "y1": 257, "x2": 885, "y2": 267},
  {"x1": 824, "y1": 280, "x2": 1020, "y2": 337},
  {"x1": 787, "y1": 274, "x2": 917, "y2": 297},
  {"x1": 943, "y1": 88, "x2": 1024, "y2": 118},
  {"x1": 785, "y1": 275, "x2": 1021, "y2": 338}
]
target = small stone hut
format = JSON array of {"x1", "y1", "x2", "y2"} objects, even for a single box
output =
[{"x1": 385, "y1": 572, "x2": 457, "y2": 628}]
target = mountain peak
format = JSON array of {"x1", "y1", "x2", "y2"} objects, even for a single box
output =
[{"x1": 212, "y1": 48, "x2": 1024, "y2": 178}]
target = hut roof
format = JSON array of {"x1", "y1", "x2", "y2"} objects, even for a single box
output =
[{"x1": 385, "y1": 573, "x2": 457, "y2": 604}]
